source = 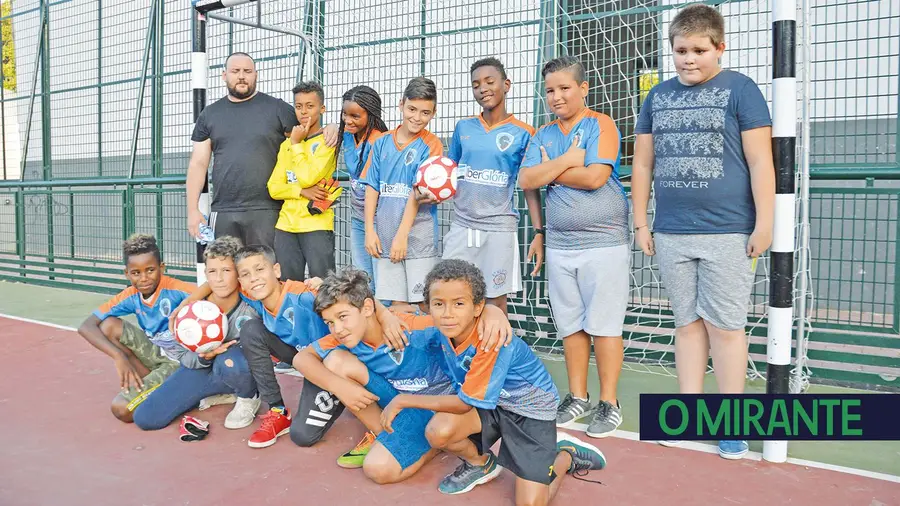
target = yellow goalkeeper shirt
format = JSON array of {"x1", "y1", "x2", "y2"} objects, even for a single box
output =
[{"x1": 267, "y1": 132, "x2": 337, "y2": 233}]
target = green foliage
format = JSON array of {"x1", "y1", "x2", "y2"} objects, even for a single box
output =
[{"x1": 1, "y1": 0, "x2": 16, "y2": 92}]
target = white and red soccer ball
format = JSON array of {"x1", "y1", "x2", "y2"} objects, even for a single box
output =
[
  {"x1": 174, "y1": 300, "x2": 227, "y2": 353},
  {"x1": 415, "y1": 156, "x2": 458, "y2": 203}
]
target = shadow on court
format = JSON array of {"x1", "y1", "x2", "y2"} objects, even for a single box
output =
[{"x1": 1, "y1": 317, "x2": 897, "y2": 506}]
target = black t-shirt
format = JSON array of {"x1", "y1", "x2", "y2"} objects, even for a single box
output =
[{"x1": 191, "y1": 92, "x2": 299, "y2": 212}]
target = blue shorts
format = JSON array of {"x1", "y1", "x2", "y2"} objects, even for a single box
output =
[{"x1": 365, "y1": 371, "x2": 434, "y2": 470}]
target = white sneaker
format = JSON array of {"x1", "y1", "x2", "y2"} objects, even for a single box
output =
[
  {"x1": 225, "y1": 395, "x2": 261, "y2": 429},
  {"x1": 198, "y1": 393, "x2": 237, "y2": 411},
  {"x1": 658, "y1": 440, "x2": 683, "y2": 448}
]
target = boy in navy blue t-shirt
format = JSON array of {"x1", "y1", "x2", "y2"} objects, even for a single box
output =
[{"x1": 631, "y1": 4, "x2": 776, "y2": 460}]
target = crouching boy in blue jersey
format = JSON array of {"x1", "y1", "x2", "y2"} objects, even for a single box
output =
[{"x1": 379, "y1": 260, "x2": 607, "y2": 504}]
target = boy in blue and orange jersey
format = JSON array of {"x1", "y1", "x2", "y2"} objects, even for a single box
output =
[
  {"x1": 439, "y1": 57, "x2": 544, "y2": 315},
  {"x1": 518, "y1": 56, "x2": 630, "y2": 439},
  {"x1": 77, "y1": 234, "x2": 194, "y2": 423},
  {"x1": 379, "y1": 260, "x2": 606, "y2": 504},
  {"x1": 232, "y1": 245, "x2": 409, "y2": 450},
  {"x1": 293, "y1": 267, "x2": 513, "y2": 476},
  {"x1": 361, "y1": 77, "x2": 444, "y2": 308}
]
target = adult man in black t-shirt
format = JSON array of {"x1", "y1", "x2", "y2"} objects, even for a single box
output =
[{"x1": 185, "y1": 52, "x2": 299, "y2": 249}]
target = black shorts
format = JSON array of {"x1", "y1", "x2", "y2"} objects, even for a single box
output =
[
  {"x1": 273, "y1": 229, "x2": 336, "y2": 281},
  {"x1": 468, "y1": 407, "x2": 558, "y2": 485},
  {"x1": 210, "y1": 209, "x2": 278, "y2": 249}
]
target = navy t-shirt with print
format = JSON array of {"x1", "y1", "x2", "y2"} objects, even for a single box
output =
[{"x1": 635, "y1": 70, "x2": 772, "y2": 234}]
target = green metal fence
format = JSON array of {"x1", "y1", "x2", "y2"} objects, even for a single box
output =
[{"x1": 1, "y1": 0, "x2": 899, "y2": 391}]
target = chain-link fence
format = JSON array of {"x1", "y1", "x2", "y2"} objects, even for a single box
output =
[{"x1": 1, "y1": 0, "x2": 898, "y2": 390}]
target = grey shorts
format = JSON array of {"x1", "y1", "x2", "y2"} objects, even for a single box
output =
[
  {"x1": 374, "y1": 256, "x2": 438, "y2": 303},
  {"x1": 654, "y1": 233, "x2": 757, "y2": 331},
  {"x1": 546, "y1": 244, "x2": 630, "y2": 338},
  {"x1": 441, "y1": 223, "x2": 522, "y2": 299}
]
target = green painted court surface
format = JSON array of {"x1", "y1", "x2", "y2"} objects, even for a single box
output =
[{"x1": 2, "y1": 279, "x2": 898, "y2": 479}]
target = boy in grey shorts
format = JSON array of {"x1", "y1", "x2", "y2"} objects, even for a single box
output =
[
  {"x1": 518, "y1": 56, "x2": 630, "y2": 440},
  {"x1": 631, "y1": 4, "x2": 775, "y2": 460}
]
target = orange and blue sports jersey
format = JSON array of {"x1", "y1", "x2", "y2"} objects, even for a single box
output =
[
  {"x1": 312, "y1": 313, "x2": 454, "y2": 395},
  {"x1": 93, "y1": 275, "x2": 195, "y2": 361},
  {"x1": 521, "y1": 108, "x2": 629, "y2": 250},
  {"x1": 391, "y1": 315, "x2": 559, "y2": 421},
  {"x1": 448, "y1": 114, "x2": 535, "y2": 232},
  {"x1": 343, "y1": 130, "x2": 384, "y2": 223},
  {"x1": 360, "y1": 128, "x2": 444, "y2": 259},
  {"x1": 241, "y1": 280, "x2": 330, "y2": 351}
]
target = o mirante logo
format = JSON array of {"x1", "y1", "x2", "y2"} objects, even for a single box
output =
[{"x1": 639, "y1": 394, "x2": 899, "y2": 441}]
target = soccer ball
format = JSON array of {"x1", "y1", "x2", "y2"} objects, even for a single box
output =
[
  {"x1": 174, "y1": 300, "x2": 227, "y2": 353},
  {"x1": 415, "y1": 156, "x2": 458, "y2": 203}
]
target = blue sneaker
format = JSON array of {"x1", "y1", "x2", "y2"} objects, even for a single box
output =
[
  {"x1": 438, "y1": 452, "x2": 503, "y2": 495},
  {"x1": 718, "y1": 440, "x2": 749, "y2": 460},
  {"x1": 557, "y1": 432, "x2": 607, "y2": 473}
]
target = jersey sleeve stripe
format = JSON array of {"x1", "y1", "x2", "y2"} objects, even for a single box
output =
[
  {"x1": 509, "y1": 117, "x2": 536, "y2": 136},
  {"x1": 460, "y1": 348, "x2": 500, "y2": 402},
  {"x1": 423, "y1": 132, "x2": 445, "y2": 157},
  {"x1": 97, "y1": 286, "x2": 137, "y2": 315},
  {"x1": 164, "y1": 276, "x2": 197, "y2": 295},
  {"x1": 396, "y1": 312, "x2": 435, "y2": 331}
]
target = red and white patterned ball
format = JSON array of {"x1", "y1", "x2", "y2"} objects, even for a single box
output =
[
  {"x1": 174, "y1": 300, "x2": 227, "y2": 353},
  {"x1": 415, "y1": 155, "x2": 458, "y2": 203}
]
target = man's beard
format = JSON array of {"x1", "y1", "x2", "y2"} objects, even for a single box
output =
[{"x1": 228, "y1": 82, "x2": 256, "y2": 100}]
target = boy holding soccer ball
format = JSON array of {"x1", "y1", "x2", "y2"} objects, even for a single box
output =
[
  {"x1": 361, "y1": 77, "x2": 444, "y2": 310},
  {"x1": 77, "y1": 234, "x2": 194, "y2": 423},
  {"x1": 131, "y1": 236, "x2": 262, "y2": 432},
  {"x1": 436, "y1": 57, "x2": 544, "y2": 316}
]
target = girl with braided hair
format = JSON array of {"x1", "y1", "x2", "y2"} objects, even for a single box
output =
[{"x1": 337, "y1": 86, "x2": 389, "y2": 294}]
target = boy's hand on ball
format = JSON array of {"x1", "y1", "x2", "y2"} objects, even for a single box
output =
[
  {"x1": 414, "y1": 187, "x2": 439, "y2": 205},
  {"x1": 198, "y1": 340, "x2": 235, "y2": 361}
]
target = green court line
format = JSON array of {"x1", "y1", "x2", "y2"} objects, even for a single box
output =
[{"x1": 1, "y1": 280, "x2": 897, "y2": 478}]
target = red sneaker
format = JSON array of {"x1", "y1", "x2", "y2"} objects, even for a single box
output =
[{"x1": 248, "y1": 407, "x2": 292, "y2": 448}]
